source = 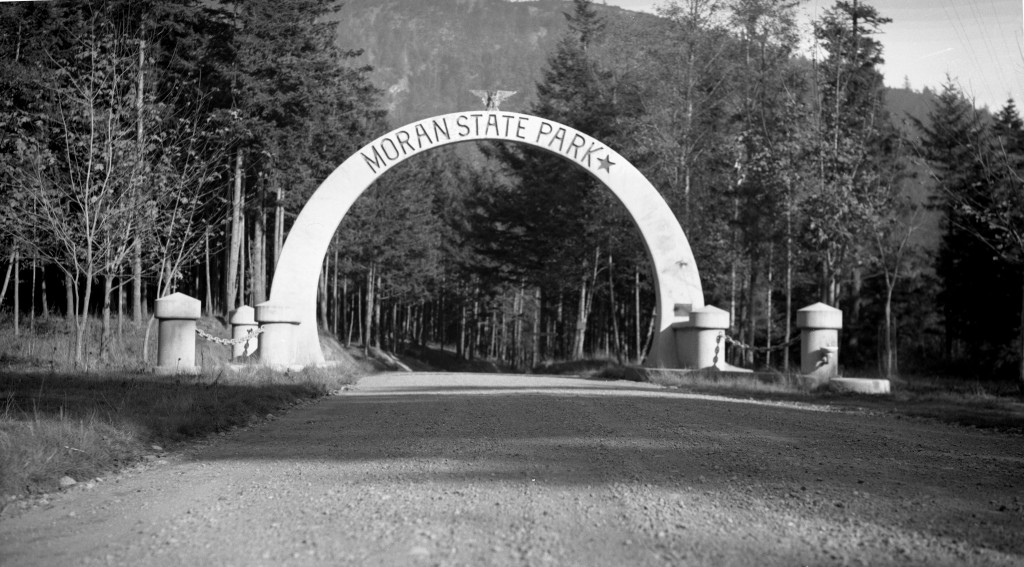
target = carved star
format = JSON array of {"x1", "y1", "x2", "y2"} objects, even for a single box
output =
[{"x1": 597, "y1": 155, "x2": 615, "y2": 173}]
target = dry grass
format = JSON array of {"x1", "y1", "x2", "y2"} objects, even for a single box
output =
[
  {"x1": 0, "y1": 315, "x2": 373, "y2": 498},
  {"x1": 641, "y1": 367, "x2": 824, "y2": 394},
  {"x1": 0, "y1": 366, "x2": 363, "y2": 497},
  {"x1": 0, "y1": 313, "x2": 236, "y2": 372}
]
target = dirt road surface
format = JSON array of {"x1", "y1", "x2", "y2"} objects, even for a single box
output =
[{"x1": 2, "y1": 372, "x2": 1022, "y2": 566}]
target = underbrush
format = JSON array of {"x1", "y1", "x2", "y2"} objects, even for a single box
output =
[
  {"x1": 641, "y1": 367, "x2": 822, "y2": 394},
  {"x1": 0, "y1": 315, "x2": 379, "y2": 499},
  {"x1": 0, "y1": 365, "x2": 364, "y2": 498},
  {"x1": 0, "y1": 313, "x2": 234, "y2": 371}
]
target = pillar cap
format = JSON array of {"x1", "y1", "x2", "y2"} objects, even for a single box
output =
[
  {"x1": 229, "y1": 305, "x2": 257, "y2": 325},
  {"x1": 154, "y1": 293, "x2": 201, "y2": 320},
  {"x1": 255, "y1": 302, "x2": 301, "y2": 324},
  {"x1": 686, "y1": 305, "x2": 730, "y2": 329},
  {"x1": 796, "y1": 302, "x2": 843, "y2": 329}
]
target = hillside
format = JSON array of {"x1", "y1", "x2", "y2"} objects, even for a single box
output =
[
  {"x1": 331, "y1": 0, "x2": 644, "y2": 125},
  {"x1": 334, "y1": 0, "x2": 940, "y2": 131},
  {"x1": 332, "y1": 0, "x2": 944, "y2": 242}
]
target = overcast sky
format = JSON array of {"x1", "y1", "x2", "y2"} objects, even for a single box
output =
[{"x1": 601, "y1": 0, "x2": 1023, "y2": 111}]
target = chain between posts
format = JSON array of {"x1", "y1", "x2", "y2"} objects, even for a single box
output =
[
  {"x1": 195, "y1": 327, "x2": 264, "y2": 347},
  {"x1": 714, "y1": 331, "x2": 799, "y2": 365}
]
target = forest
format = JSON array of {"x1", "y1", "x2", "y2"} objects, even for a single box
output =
[{"x1": 1, "y1": 0, "x2": 1022, "y2": 385}]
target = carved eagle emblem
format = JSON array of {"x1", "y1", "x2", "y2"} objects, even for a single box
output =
[{"x1": 470, "y1": 90, "x2": 517, "y2": 111}]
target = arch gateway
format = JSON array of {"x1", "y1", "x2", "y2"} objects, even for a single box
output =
[{"x1": 264, "y1": 111, "x2": 707, "y2": 368}]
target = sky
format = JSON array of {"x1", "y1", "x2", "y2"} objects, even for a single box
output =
[{"x1": 601, "y1": 0, "x2": 1024, "y2": 111}]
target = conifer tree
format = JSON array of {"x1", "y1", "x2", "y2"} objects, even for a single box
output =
[{"x1": 474, "y1": 0, "x2": 625, "y2": 361}]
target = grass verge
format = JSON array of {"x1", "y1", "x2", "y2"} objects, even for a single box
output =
[
  {"x1": 0, "y1": 365, "x2": 364, "y2": 499},
  {"x1": 639, "y1": 367, "x2": 1024, "y2": 433}
]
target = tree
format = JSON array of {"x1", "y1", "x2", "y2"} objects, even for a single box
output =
[
  {"x1": 806, "y1": 0, "x2": 893, "y2": 308},
  {"x1": 473, "y1": 0, "x2": 628, "y2": 362},
  {"x1": 208, "y1": 0, "x2": 384, "y2": 314},
  {"x1": 4, "y1": 2, "x2": 146, "y2": 363},
  {"x1": 922, "y1": 95, "x2": 1024, "y2": 385},
  {"x1": 914, "y1": 81, "x2": 1017, "y2": 376},
  {"x1": 727, "y1": 0, "x2": 806, "y2": 368}
]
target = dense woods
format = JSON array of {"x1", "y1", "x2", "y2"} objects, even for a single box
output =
[{"x1": 1, "y1": 0, "x2": 1022, "y2": 386}]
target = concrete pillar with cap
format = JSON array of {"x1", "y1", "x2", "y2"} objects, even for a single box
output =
[
  {"x1": 255, "y1": 302, "x2": 301, "y2": 368},
  {"x1": 154, "y1": 293, "x2": 201, "y2": 375},
  {"x1": 796, "y1": 302, "x2": 842, "y2": 379},
  {"x1": 229, "y1": 305, "x2": 258, "y2": 360},
  {"x1": 673, "y1": 305, "x2": 730, "y2": 369}
]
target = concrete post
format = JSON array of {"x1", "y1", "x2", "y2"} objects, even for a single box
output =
[
  {"x1": 255, "y1": 302, "x2": 301, "y2": 368},
  {"x1": 796, "y1": 302, "x2": 842, "y2": 378},
  {"x1": 229, "y1": 305, "x2": 258, "y2": 360},
  {"x1": 154, "y1": 293, "x2": 201, "y2": 375},
  {"x1": 673, "y1": 305, "x2": 730, "y2": 369}
]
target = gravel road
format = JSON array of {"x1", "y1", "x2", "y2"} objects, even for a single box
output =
[{"x1": 2, "y1": 372, "x2": 1022, "y2": 566}]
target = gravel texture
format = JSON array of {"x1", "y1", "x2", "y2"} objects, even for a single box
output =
[{"x1": 1, "y1": 372, "x2": 1022, "y2": 566}]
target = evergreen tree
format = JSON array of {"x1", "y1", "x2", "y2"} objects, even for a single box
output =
[
  {"x1": 806, "y1": 0, "x2": 894, "y2": 308},
  {"x1": 474, "y1": 0, "x2": 628, "y2": 361},
  {"x1": 916, "y1": 83, "x2": 1021, "y2": 378}
]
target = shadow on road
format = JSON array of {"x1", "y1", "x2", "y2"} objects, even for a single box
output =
[{"x1": 189, "y1": 387, "x2": 1024, "y2": 557}]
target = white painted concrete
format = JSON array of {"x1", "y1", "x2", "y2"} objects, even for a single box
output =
[
  {"x1": 229, "y1": 305, "x2": 258, "y2": 360},
  {"x1": 673, "y1": 305, "x2": 730, "y2": 369},
  {"x1": 269, "y1": 112, "x2": 705, "y2": 368},
  {"x1": 830, "y1": 377, "x2": 891, "y2": 395},
  {"x1": 255, "y1": 302, "x2": 301, "y2": 368},
  {"x1": 154, "y1": 292, "x2": 201, "y2": 375},
  {"x1": 797, "y1": 303, "x2": 843, "y2": 378}
]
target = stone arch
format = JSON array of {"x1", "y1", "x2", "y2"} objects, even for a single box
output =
[{"x1": 268, "y1": 112, "x2": 704, "y2": 367}]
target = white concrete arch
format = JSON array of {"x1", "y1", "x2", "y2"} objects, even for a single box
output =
[{"x1": 268, "y1": 111, "x2": 704, "y2": 367}]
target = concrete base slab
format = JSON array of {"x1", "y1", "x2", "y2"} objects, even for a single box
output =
[
  {"x1": 830, "y1": 377, "x2": 891, "y2": 394},
  {"x1": 154, "y1": 365, "x2": 200, "y2": 376},
  {"x1": 716, "y1": 361, "x2": 753, "y2": 373}
]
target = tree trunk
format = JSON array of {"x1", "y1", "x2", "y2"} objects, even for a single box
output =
[
  {"x1": 274, "y1": 185, "x2": 284, "y2": 268},
  {"x1": 746, "y1": 264, "x2": 757, "y2": 368},
  {"x1": 784, "y1": 190, "x2": 793, "y2": 373},
  {"x1": 132, "y1": 37, "x2": 145, "y2": 326},
  {"x1": 238, "y1": 215, "x2": 246, "y2": 306},
  {"x1": 354, "y1": 281, "x2": 362, "y2": 347},
  {"x1": 101, "y1": 274, "x2": 113, "y2": 360},
  {"x1": 117, "y1": 278, "x2": 124, "y2": 339},
  {"x1": 318, "y1": 258, "x2": 329, "y2": 330},
  {"x1": 634, "y1": 267, "x2": 641, "y2": 363},
  {"x1": 29, "y1": 256, "x2": 36, "y2": 332},
  {"x1": 458, "y1": 301, "x2": 466, "y2": 359},
  {"x1": 332, "y1": 249, "x2": 339, "y2": 334},
  {"x1": 848, "y1": 266, "x2": 863, "y2": 362},
  {"x1": 640, "y1": 305, "x2": 656, "y2": 364},
  {"x1": 363, "y1": 265, "x2": 374, "y2": 356},
  {"x1": 883, "y1": 280, "x2": 895, "y2": 378},
  {"x1": 765, "y1": 245, "x2": 773, "y2": 368},
  {"x1": 204, "y1": 229, "x2": 213, "y2": 315},
  {"x1": 251, "y1": 178, "x2": 267, "y2": 304},
  {"x1": 608, "y1": 254, "x2": 622, "y2": 364},
  {"x1": 532, "y1": 287, "x2": 541, "y2": 368},
  {"x1": 224, "y1": 150, "x2": 244, "y2": 313},
  {"x1": 342, "y1": 275, "x2": 349, "y2": 346},
  {"x1": 74, "y1": 265, "x2": 93, "y2": 366},
  {"x1": 572, "y1": 279, "x2": 589, "y2": 360},
  {"x1": 0, "y1": 250, "x2": 13, "y2": 310},
  {"x1": 373, "y1": 275, "x2": 382, "y2": 349},
  {"x1": 65, "y1": 272, "x2": 74, "y2": 325},
  {"x1": 13, "y1": 251, "x2": 20, "y2": 336},
  {"x1": 390, "y1": 301, "x2": 398, "y2": 353}
]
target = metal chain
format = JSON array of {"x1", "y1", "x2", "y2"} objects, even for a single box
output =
[
  {"x1": 195, "y1": 327, "x2": 264, "y2": 347},
  {"x1": 723, "y1": 333, "x2": 800, "y2": 354}
]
